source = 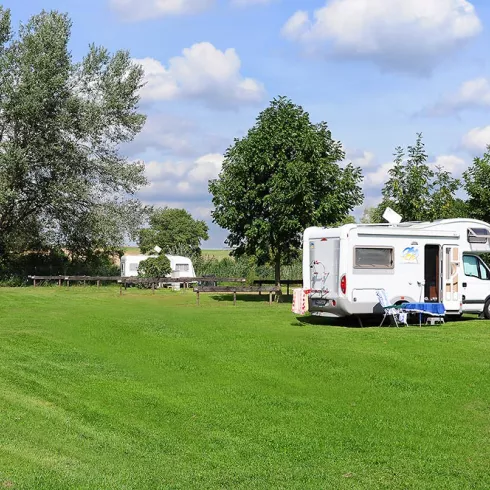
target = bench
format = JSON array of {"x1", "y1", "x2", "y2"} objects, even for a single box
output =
[
  {"x1": 253, "y1": 279, "x2": 302, "y2": 296},
  {"x1": 193, "y1": 286, "x2": 282, "y2": 306}
]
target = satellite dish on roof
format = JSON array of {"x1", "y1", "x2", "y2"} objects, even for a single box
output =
[
  {"x1": 383, "y1": 207, "x2": 402, "y2": 224},
  {"x1": 154, "y1": 245, "x2": 162, "y2": 254}
]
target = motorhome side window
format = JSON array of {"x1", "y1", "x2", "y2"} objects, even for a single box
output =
[
  {"x1": 176, "y1": 264, "x2": 189, "y2": 272},
  {"x1": 354, "y1": 247, "x2": 394, "y2": 269},
  {"x1": 129, "y1": 263, "x2": 139, "y2": 272},
  {"x1": 463, "y1": 255, "x2": 490, "y2": 280}
]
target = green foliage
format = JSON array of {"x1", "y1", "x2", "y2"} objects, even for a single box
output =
[
  {"x1": 194, "y1": 254, "x2": 302, "y2": 281},
  {"x1": 0, "y1": 249, "x2": 121, "y2": 280},
  {"x1": 209, "y1": 96, "x2": 363, "y2": 284},
  {"x1": 463, "y1": 148, "x2": 490, "y2": 223},
  {"x1": 0, "y1": 8, "x2": 148, "y2": 257},
  {"x1": 2, "y1": 288, "x2": 490, "y2": 488},
  {"x1": 375, "y1": 134, "x2": 463, "y2": 222},
  {"x1": 139, "y1": 208, "x2": 209, "y2": 260},
  {"x1": 137, "y1": 254, "x2": 172, "y2": 278},
  {"x1": 360, "y1": 206, "x2": 379, "y2": 224}
]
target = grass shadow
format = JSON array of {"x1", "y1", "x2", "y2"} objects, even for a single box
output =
[{"x1": 210, "y1": 294, "x2": 275, "y2": 303}]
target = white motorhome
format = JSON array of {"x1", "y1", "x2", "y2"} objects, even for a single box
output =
[
  {"x1": 302, "y1": 218, "x2": 490, "y2": 320},
  {"x1": 120, "y1": 254, "x2": 196, "y2": 279}
]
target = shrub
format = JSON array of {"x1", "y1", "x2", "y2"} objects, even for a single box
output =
[{"x1": 137, "y1": 255, "x2": 172, "y2": 278}]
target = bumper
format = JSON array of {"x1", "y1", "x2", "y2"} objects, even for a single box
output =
[{"x1": 308, "y1": 296, "x2": 382, "y2": 317}]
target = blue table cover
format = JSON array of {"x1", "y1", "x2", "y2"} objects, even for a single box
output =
[{"x1": 403, "y1": 303, "x2": 445, "y2": 316}]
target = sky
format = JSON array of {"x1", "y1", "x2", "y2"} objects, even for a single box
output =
[{"x1": 5, "y1": 0, "x2": 490, "y2": 247}]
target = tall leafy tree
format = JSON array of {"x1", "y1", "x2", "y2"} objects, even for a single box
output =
[
  {"x1": 375, "y1": 134, "x2": 462, "y2": 222},
  {"x1": 0, "y1": 8, "x2": 148, "y2": 258},
  {"x1": 138, "y1": 207, "x2": 209, "y2": 260},
  {"x1": 360, "y1": 207, "x2": 378, "y2": 224},
  {"x1": 428, "y1": 166, "x2": 467, "y2": 220},
  {"x1": 463, "y1": 147, "x2": 490, "y2": 222},
  {"x1": 209, "y1": 96, "x2": 363, "y2": 285}
]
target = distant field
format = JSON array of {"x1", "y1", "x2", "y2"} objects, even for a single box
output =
[
  {"x1": 201, "y1": 249, "x2": 231, "y2": 260},
  {"x1": 123, "y1": 247, "x2": 231, "y2": 260},
  {"x1": 1, "y1": 287, "x2": 490, "y2": 488},
  {"x1": 124, "y1": 246, "x2": 141, "y2": 256}
]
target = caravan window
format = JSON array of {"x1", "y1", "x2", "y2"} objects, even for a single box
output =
[
  {"x1": 129, "y1": 263, "x2": 139, "y2": 272},
  {"x1": 354, "y1": 247, "x2": 394, "y2": 269},
  {"x1": 176, "y1": 264, "x2": 189, "y2": 272}
]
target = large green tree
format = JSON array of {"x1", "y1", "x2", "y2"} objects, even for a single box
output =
[
  {"x1": 463, "y1": 147, "x2": 490, "y2": 222},
  {"x1": 138, "y1": 207, "x2": 209, "y2": 260},
  {"x1": 0, "y1": 8, "x2": 147, "y2": 258},
  {"x1": 209, "y1": 96, "x2": 363, "y2": 285},
  {"x1": 374, "y1": 134, "x2": 463, "y2": 222}
]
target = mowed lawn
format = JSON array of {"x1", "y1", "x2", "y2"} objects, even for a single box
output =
[{"x1": 0, "y1": 289, "x2": 490, "y2": 489}]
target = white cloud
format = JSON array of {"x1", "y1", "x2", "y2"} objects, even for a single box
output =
[
  {"x1": 364, "y1": 162, "x2": 394, "y2": 188},
  {"x1": 345, "y1": 149, "x2": 376, "y2": 169},
  {"x1": 124, "y1": 113, "x2": 228, "y2": 158},
  {"x1": 430, "y1": 155, "x2": 467, "y2": 174},
  {"x1": 425, "y1": 77, "x2": 490, "y2": 116},
  {"x1": 231, "y1": 0, "x2": 275, "y2": 5},
  {"x1": 282, "y1": 0, "x2": 482, "y2": 74},
  {"x1": 461, "y1": 126, "x2": 490, "y2": 153},
  {"x1": 139, "y1": 152, "x2": 224, "y2": 203},
  {"x1": 135, "y1": 42, "x2": 265, "y2": 109},
  {"x1": 110, "y1": 0, "x2": 214, "y2": 21},
  {"x1": 188, "y1": 153, "x2": 224, "y2": 182},
  {"x1": 110, "y1": 0, "x2": 273, "y2": 19},
  {"x1": 144, "y1": 160, "x2": 188, "y2": 181}
]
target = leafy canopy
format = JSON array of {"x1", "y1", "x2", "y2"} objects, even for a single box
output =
[
  {"x1": 209, "y1": 96, "x2": 363, "y2": 283},
  {"x1": 138, "y1": 207, "x2": 209, "y2": 260},
  {"x1": 463, "y1": 147, "x2": 490, "y2": 223},
  {"x1": 137, "y1": 254, "x2": 172, "y2": 278},
  {"x1": 0, "y1": 8, "x2": 148, "y2": 257},
  {"x1": 374, "y1": 133, "x2": 463, "y2": 222}
]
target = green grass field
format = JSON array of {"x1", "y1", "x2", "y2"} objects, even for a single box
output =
[{"x1": 1, "y1": 288, "x2": 490, "y2": 489}]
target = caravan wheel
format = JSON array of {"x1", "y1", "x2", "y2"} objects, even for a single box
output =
[{"x1": 484, "y1": 299, "x2": 490, "y2": 320}]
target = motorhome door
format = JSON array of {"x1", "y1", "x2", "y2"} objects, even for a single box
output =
[
  {"x1": 441, "y1": 245, "x2": 461, "y2": 312},
  {"x1": 461, "y1": 254, "x2": 490, "y2": 313},
  {"x1": 309, "y1": 238, "x2": 339, "y2": 295}
]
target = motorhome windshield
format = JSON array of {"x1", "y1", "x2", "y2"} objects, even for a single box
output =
[{"x1": 463, "y1": 255, "x2": 490, "y2": 280}]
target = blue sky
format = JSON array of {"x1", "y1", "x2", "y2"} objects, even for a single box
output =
[{"x1": 5, "y1": 0, "x2": 490, "y2": 247}]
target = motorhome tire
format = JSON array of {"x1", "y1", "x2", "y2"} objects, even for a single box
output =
[{"x1": 484, "y1": 299, "x2": 490, "y2": 320}]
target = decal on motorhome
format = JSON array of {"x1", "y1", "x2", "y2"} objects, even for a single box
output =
[{"x1": 401, "y1": 246, "x2": 419, "y2": 264}]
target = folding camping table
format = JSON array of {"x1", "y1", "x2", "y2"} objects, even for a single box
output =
[{"x1": 403, "y1": 303, "x2": 446, "y2": 326}]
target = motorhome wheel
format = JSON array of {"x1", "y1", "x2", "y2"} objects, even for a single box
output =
[{"x1": 484, "y1": 299, "x2": 490, "y2": 320}]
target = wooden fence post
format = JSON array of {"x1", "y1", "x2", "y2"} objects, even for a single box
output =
[
  {"x1": 269, "y1": 292, "x2": 272, "y2": 306},
  {"x1": 233, "y1": 290, "x2": 237, "y2": 306},
  {"x1": 152, "y1": 282, "x2": 155, "y2": 294},
  {"x1": 58, "y1": 278, "x2": 61, "y2": 287},
  {"x1": 197, "y1": 290, "x2": 200, "y2": 306},
  {"x1": 97, "y1": 280, "x2": 100, "y2": 288},
  {"x1": 33, "y1": 278, "x2": 37, "y2": 288}
]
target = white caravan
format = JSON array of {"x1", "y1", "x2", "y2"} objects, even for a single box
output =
[
  {"x1": 302, "y1": 219, "x2": 490, "y2": 320},
  {"x1": 120, "y1": 254, "x2": 196, "y2": 279}
]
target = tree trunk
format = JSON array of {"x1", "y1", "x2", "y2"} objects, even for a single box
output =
[
  {"x1": 274, "y1": 254, "x2": 281, "y2": 287},
  {"x1": 274, "y1": 254, "x2": 283, "y2": 302}
]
